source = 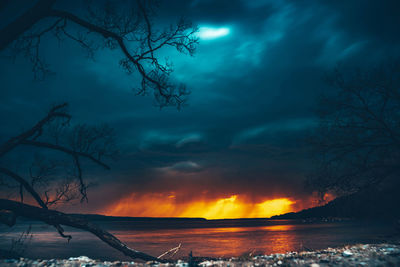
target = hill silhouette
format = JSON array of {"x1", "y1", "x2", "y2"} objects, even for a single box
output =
[{"x1": 271, "y1": 182, "x2": 400, "y2": 220}]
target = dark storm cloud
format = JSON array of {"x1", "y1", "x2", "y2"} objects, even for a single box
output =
[
  {"x1": 1, "y1": 0, "x2": 399, "y2": 213},
  {"x1": 321, "y1": 0, "x2": 400, "y2": 44},
  {"x1": 158, "y1": 0, "x2": 277, "y2": 30}
]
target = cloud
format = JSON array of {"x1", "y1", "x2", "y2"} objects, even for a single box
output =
[
  {"x1": 138, "y1": 131, "x2": 204, "y2": 149},
  {"x1": 1, "y1": 0, "x2": 400, "y2": 215},
  {"x1": 175, "y1": 133, "x2": 204, "y2": 148},
  {"x1": 232, "y1": 118, "x2": 317, "y2": 145},
  {"x1": 157, "y1": 161, "x2": 202, "y2": 173}
]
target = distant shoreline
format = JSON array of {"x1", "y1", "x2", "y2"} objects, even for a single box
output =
[
  {"x1": 16, "y1": 214, "x2": 391, "y2": 230},
  {"x1": 19, "y1": 214, "x2": 294, "y2": 229}
]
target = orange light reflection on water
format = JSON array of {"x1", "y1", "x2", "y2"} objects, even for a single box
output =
[{"x1": 113, "y1": 224, "x2": 299, "y2": 257}]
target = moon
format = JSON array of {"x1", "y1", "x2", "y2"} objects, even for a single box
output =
[{"x1": 197, "y1": 26, "x2": 231, "y2": 40}]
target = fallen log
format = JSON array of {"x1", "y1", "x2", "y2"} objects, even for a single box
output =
[{"x1": 0, "y1": 199, "x2": 164, "y2": 262}]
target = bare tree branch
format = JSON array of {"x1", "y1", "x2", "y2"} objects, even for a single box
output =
[
  {"x1": 1, "y1": 1, "x2": 197, "y2": 108},
  {"x1": 20, "y1": 140, "x2": 110, "y2": 170},
  {"x1": 47, "y1": 6, "x2": 197, "y2": 108},
  {"x1": 158, "y1": 243, "x2": 181, "y2": 259},
  {"x1": 0, "y1": 103, "x2": 70, "y2": 158},
  {"x1": 308, "y1": 61, "x2": 400, "y2": 196},
  {"x1": 0, "y1": 167, "x2": 47, "y2": 209},
  {"x1": 0, "y1": 167, "x2": 73, "y2": 241},
  {"x1": 0, "y1": 0, "x2": 198, "y2": 259},
  {"x1": 0, "y1": 199, "x2": 166, "y2": 262},
  {"x1": 0, "y1": 0, "x2": 57, "y2": 51},
  {"x1": 0, "y1": 102, "x2": 117, "y2": 241}
]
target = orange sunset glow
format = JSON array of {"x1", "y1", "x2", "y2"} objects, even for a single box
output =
[{"x1": 104, "y1": 194, "x2": 295, "y2": 219}]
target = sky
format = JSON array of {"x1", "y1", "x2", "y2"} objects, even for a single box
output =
[{"x1": 1, "y1": 0, "x2": 400, "y2": 218}]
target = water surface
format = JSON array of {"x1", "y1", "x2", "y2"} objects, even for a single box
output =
[{"x1": 0, "y1": 220, "x2": 395, "y2": 260}]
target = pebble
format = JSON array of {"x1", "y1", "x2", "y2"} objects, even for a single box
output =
[
  {"x1": 342, "y1": 250, "x2": 353, "y2": 257},
  {"x1": 0, "y1": 243, "x2": 399, "y2": 266}
]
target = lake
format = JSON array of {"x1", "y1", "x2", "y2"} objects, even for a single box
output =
[{"x1": 0, "y1": 219, "x2": 396, "y2": 260}]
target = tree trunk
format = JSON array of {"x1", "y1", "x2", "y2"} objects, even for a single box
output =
[
  {"x1": 0, "y1": 199, "x2": 164, "y2": 262},
  {"x1": 0, "y1": 0, "x2": 56, "y2": 51}
]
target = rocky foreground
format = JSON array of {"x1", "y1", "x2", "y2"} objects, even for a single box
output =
[{"x1": 1, "y1": 243, "x2": 400, "y2": 267}]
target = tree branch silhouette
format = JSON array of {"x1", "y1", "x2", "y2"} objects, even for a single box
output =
[
  {"x1": 1, "y1": 0, "x2": 198, "y2": 107},
  {"x1": 0, "y1": 199, "x2": 165, "y2": 262}
]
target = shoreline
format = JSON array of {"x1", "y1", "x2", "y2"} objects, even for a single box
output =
[{"x1": 1, "y1": 243, "x2": 399, "y2": 266}]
